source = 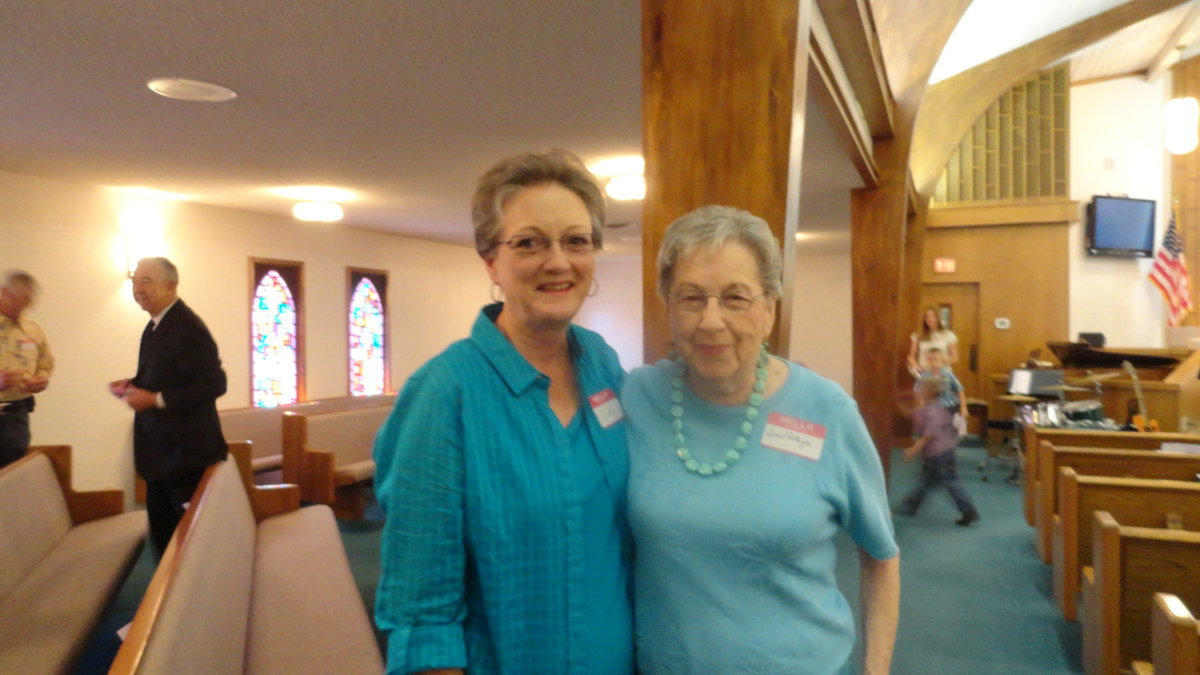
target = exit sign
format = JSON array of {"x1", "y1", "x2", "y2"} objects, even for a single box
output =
[{"x1": 933, "y1": 257, "x2": 956, "y2": 273}]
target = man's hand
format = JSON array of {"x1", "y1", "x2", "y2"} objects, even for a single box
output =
[
  {"x1": 22, "y1": 375, "x2": 48, "y2": 393},
  {"x1": 109, "y1": 378, "x2": 131, "y2": 398},
  {"x1": 0, "y1": 370, "x2": 17, "y2": 390},
  {"x1": 122, "y1": 386, "x2": 159, "y2": 412}
]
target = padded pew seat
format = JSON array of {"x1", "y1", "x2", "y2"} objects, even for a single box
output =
[
  {"x1": 112, "y1": 447, "x2": 381, "y2": 673},
  {"x1": 0, "y1": 448, "x2": 146, "y2": 673}
]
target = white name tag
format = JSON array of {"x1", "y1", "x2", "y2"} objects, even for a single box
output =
[
  {"x1": 588, "y1": 389, "x2": 624, "y2": 429},
  {"x1": 761, "y1": 412, "x2": 826, "y2": 461},
  {"x1": 18, "y1": 339, "x2": 36, "y2": 351}
]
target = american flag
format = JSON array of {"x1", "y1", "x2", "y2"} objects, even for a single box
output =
[{"x1": 1148, "y1": 213, "x2": 1193, "y2": 327}]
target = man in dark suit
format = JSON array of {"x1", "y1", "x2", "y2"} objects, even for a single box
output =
[{"x1": 110, "y1": 257, "x2": 227, "y2": 556}]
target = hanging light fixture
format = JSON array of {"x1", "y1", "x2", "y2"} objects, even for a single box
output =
[{"x1": 1164, "y1": 97, "x2": 1199, "y2": 155}]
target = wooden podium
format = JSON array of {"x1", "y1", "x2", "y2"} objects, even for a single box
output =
[{"x1": 987, "y1": 348, "x2": 1200, "y2": 432}]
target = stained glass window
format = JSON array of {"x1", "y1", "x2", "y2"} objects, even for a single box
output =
[
  {"x1": 348, "y1": 274, "x2": 387, "y2": 396},
  {"x1": 252, "y1": 270, "x2": 299, "y2": 407}
]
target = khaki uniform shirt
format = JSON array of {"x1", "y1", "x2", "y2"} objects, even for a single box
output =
[{"x1": 0, "y1": 314, "x2": 54, "y2": 403}]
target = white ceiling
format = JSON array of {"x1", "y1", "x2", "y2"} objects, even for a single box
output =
[
  {"x1": 934, "y1": 0, "x2": 1200, "y2": 84},
  {"x1": 0, "y1": 0, "x2": 642, "y2": 247},
  {"x1": 2, "y1": 0, "x2": 1194, "y2": 255}
]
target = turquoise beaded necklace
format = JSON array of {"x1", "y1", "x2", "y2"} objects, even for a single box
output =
[{"x1": 671, "y1": 344, "x2": 769, "y2": 476}]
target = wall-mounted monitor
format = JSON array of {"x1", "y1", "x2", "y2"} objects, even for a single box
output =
[{"x1": 1085, "y1": 195, "x2": 1155, "y2": 258}]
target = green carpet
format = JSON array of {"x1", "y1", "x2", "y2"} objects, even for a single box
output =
[{"x1": 77, "y1": 443, "x2": 1083, "y2": 673}]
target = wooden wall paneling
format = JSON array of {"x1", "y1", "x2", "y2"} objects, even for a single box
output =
[
  {"x1": 1170, "y1": 54, "x2": 1200, "y2": 326},
  {"x1": 641, "y1": 0, "x2": 809, "y2": 363},
  {"x1": 921, "y1": 219, "x2": 1071, "y2": 396}
]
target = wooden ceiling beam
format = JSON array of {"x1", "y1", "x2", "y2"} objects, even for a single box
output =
[
  {"x1": 815, "y1": 0, "x2": 894, "y2": 138},
  {"x1": 911, "y1": 0, "x2": 1191, "y2": 200},
  {"x1": 809, "y1": 3, "x2": 879, "y2": 187},
  {"x1": 1146, "y1": 0, "x2": 1200, "y2": 82}
]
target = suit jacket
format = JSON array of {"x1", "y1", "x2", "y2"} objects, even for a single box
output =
[{"x1": 132, "y1": 299, "x2": 228, "y2": 482}]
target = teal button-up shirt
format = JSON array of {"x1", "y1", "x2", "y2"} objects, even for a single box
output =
[{"x1": 374, "y1": 304, "x2": 631, "y2": 674}]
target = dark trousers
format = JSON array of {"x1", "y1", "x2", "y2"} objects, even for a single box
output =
[
  {"x1": 900, "y1": 451, "x2": 979, "y2": 518},
  {"x1": 0, "y1": 407, "x2": 31, "y2": 469},
  {"x1": 145, "y1": 467, "x2": 207, "y2": 557}
]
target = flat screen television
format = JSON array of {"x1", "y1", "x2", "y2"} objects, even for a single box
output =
[{"x1": 1085, "y1": 195, "x2": 1155, "y2": 258}]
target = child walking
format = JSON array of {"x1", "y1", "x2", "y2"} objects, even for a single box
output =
[{"x1": 897, "y1": 375, "x2": 980, "y2": 526}]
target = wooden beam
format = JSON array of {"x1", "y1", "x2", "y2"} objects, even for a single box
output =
[
  {"x1": 912, "y1": 0, "x2": 1190, "y2": 199},
  {"x1": 1146, "y1": 0, "x2": 1200, "y2": 82},
  {"x1": 809, "y1": 3, "x2": 879, "y2": 187},
  {"x1": 815, "y1": 0, "x2": 894, "y2": 138},
  {"x1": 641, "y1": 0, "x2": 810, "y2": 363},
  {"x1": 927, "y1": 199, "x2": 1080, "y2": 228}
]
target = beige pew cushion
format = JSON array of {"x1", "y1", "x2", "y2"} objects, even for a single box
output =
[
  {"x1": 0, "y1": 510, "x2": 146, "y2": 673},
  {"x1": 246, "y1": 504, "x2": 382, "y2": 674},
  {"x1": 139, "y1": 459, "x2": 257, "y2": 674},
  {"x1": 0, "y1": 453, "x2": 73, "y2": 601}
]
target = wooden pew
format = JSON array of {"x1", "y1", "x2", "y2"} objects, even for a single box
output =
[
  {"x1": 1052, "y1": 467, "x2": 1200, "y2": 620},
  {"x1": 1034, "y1": 442, "x2": 1200, "y2": 563},
  {"x1": 0, "y1": 445, "x2": 146, "y2": 673},
  {"x1": 1022, "y1": 427, "x2": 1197, "y2": 527},
  {"x1": 111, "y1": 442, "x2": 382, "y2": 674},
  {"x1": 1081, "y1": 511, "x2": 1200, "y2": 675},
  {"x1": 220, "y1": 393, "x2": 397, "y2": 474},
  {"x1": 134, "y1": 393, "x2": 397, "y2": 503},
  {"x1": 281, "y1": 405, "x2": 391, "y2": 519},
  {"x1": 1130, "y1": 593, "x2": 1200, "y2": 675}
]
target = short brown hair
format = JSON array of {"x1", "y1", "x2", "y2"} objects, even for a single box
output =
[{"x1": 471, "y1": 149, "x2": 606, "y2": 258}]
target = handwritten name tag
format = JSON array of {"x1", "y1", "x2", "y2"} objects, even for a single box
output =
[
  {"x1": 761, "y1": 412, "x2": 826, "y2": 461},
  {"x1": 588, "y1": 389, "x2": 624, "y2": 429}
]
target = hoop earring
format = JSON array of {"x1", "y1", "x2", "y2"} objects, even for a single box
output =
[
  {"x1": 587, "y1": 277, "x2": 599, "y2": 298},
  {"x1": 490, "y1": 283, "x2": 505, "y2": 303}
]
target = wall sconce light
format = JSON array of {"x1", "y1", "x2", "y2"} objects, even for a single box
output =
[
  {"x1": 1165, "y1": 96, "x2": 1199, "y2": 155},
  {"x1": 118, "y1": 201, "x2": 168, "y2": 278}
]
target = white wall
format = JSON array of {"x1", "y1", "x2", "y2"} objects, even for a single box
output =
[
  {"x1": 574, "y1": 254, "x2": 644, "y2": 370},
  {"x1": 2, "y1": 169, "x2": 490, "y2": 498},
  {"x1": 1069, "y1": 75, "x2": 1172, "y2": 347},
  {"x1": 2, "y1": 167, "x2": 649, "y2": 499},
  {"x1": 789, "y1": 191, "x2": 854, "y2": 395}
]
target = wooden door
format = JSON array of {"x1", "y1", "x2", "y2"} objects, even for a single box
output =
[{"x1": 920, "y1": 282, "x2": 981, "y2": 397}]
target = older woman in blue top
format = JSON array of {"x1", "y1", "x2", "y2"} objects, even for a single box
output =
[
  {"x1": 373, "y1": 149, "x2": 632, "y2": 674},
  {"x1": 624, "y1": 205, "x2": 900, "y2": 674}
]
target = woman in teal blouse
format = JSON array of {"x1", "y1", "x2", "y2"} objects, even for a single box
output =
[{"x1": 373, "y1": 149, "x2": 632, "y2": 674}]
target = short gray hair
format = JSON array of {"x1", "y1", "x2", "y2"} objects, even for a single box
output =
[
  {"x1": 2, "y1": 270, "x2": 36, "y2": 291},
  {"x1": 656, "y1": 205, "x2": 782, "y2": 300},
  {"x1": 139, "y1": 257, "x2": 179, "y2": 283},
  {"x1": 471, "y1": 149, "x2": 606, "y2": 258}
]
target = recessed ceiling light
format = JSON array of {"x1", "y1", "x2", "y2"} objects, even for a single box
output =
[
  {"x1": 271, "y1": 186, "x2": 357, "y2": 202},
  {"x1": 147, "y1": 78, "x2": 237, "y2": 102},
  {"x1": 605, "y1": 175, "x2": 645, "y2": 201},
  {"x1": 292, "y1": 201, "x2": 344, "y2": 222}
]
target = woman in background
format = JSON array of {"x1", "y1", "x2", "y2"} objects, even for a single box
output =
[
  {"x1": 907, "y1": 306, "x2": 958, "y2": 376},
  {"x1": 624, "y1": 205, "x2": 899, "y2": 674},
  {"x1": 373, "y1": 149, "x2": 632, "y2": 674}
]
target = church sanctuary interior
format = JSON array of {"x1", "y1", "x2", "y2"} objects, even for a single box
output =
[{"x1": 4, "y1": 1, "x2": 1200, "y2": 673}]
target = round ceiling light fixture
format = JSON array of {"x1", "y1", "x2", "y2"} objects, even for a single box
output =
[
  {"x1": 292, "y1": 201, "x2": 344, "y2": 222},
  {"x1": 147, "y1": 78, "x2": 238, "y2": 102}
]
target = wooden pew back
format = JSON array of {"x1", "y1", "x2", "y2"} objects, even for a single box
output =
[
  {"x1": 1023, "y1": 427, "x2": 1199, "y2": 527},
  {"x1": 1083, "y1": 512, "x2": 1200, "y2": 674},
  {"x1": 219, "y1": 394, "x2": 397, "y2": 472},
  {"x1": 1143, "y1": 593, "x2": 1200, "y2": 675},
  {"x1": 1054, "y1": 468, "x2": 1200, "y2": 620},
  {"x1": 1035, "y1": 443, "x2": 1200, "y2": 562}
]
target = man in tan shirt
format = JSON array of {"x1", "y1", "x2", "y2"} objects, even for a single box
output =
[{"x1": 0, "y1": 271, "x2": 54, "y2": 468}]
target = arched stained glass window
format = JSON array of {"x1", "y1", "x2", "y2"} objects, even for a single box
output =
[
  {"x1": 348, "y1": 277, "x2": 386, "y2": 396},
  {"x1": 252, "y1": 270, "x2": 299, "y2": 407}
]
